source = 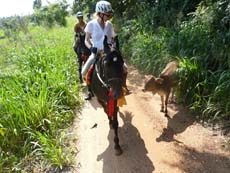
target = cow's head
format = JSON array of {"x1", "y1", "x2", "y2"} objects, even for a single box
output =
[{"x1": 142, "y1": 76, "x2": 164, "y2": 94}]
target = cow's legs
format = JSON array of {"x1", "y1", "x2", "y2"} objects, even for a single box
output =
[
  {"x1": 160, "y1": 96, "x2": 164, "y2": 112},
  {"x1": 168, "y1": 87, "x2": 176, "y2": 103},
  {"x1": 165, "y1": 88, "x2": 171, "y2": 114},
  {"x1": 165, "y1": 93, "x2": 169, "y2": 113},
  {"x1": 164, "y1": 92, "x2": 171, "y2": 118}
]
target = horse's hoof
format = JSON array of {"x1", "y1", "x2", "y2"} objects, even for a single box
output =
[
  {"x1": 115, "y1": 148, "x2": 123, "y2": 156},
  {"x1": 84, "y1": 94, "x2": 92, "y2": 100},
  {"x1": 165, "y1": 113, "x2": 170, "y2": 119}
]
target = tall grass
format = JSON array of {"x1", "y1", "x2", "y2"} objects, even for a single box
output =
[
  {"x1": 176, "y1": 57, "x2": 230, "y2": 123},
  {"x1": 0, "y1": 17, "x2": 81, "y2": 172}
]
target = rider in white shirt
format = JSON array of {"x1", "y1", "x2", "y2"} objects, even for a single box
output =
[
  {"x1": 82, "y1": 1, "x2": 129, "y2": 100},
  {"x1": 81, "y1": 1, "x2": 114, "y2": 100},
  {"x1": 84, "y1": 19, "x2": 115, "y2": 51},
  {"x1": 81, "y1": 1, "x2": 115, "y2": 78}
]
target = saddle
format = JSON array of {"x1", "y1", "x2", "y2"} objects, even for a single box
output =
[
  {"x1": 84, "y1": 52, "x2": 104, "y2": 85},
  {"x1": 84, "y1": 64, "x2": 94, "y2": 85}
]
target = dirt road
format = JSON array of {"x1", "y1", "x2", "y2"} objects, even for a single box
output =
[{"x1": 74, "y1": 65, "x2": 230, "y2": 173}]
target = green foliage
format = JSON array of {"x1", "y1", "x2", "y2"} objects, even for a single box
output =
[
  {"x1": 170, "y1": 1, "x2": 230, "y2": 70},
  {"x1": 0, "y1": 29, "x2": 4, "y2": 38},
  {"x1": 202, "y1": 70, "x2": 230, "y2": 120},
  {"x1": 0, "y1": 16, "x2": 29, "y2": 39},
  {"x1": 176, "y1": 57, "x2": 207, "y2": 105},
  {"x1": 32, "y1": 0, "x2": 69, "y2": 27},
  {"x1": 120, "y1": 20, "x2": 172, "y2": 75},
  {"x1": 0, "y1": 19, "x2": 81, "y2": 172},
  {"x1": 114, "y1": 0, "x2": 230, "y2": 123},
  {"x1": 177, "y1": 58, "x2": 230, "y2": 121},
  {"x1": 71, "y1": 0, "x2": 96, "y2": 15},
  {"x1": 29, "y1": 130, "x2": 73, "y2": 169},
  {"x1": 33, "y1": 0, "x2": 42, "y2": 10}
]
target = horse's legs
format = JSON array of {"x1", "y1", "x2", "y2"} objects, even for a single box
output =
[
  {"x1": 98, "y1": 99, "x2": 122, "y2": 155},
  {"x1": 77, "y1": 54, "x2": 83, "y2": 83},
  {"x1": 160, "y1": 96, "x2": 164, "y2": 112},
  {"x1": 107, "y1": 116, "x2": 113, "y2": 129},
  {"x1": 112, "y1": 106, "x2": 122, "y2": 156},
  {"x1": 97, "y1": 99, "x2": 113, "y2": 128},
  {"x1": 73, "y1": 47, "x2": 83, "y2": 83}
]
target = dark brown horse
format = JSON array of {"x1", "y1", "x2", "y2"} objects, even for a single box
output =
[
  {"x1": 89, "y1": 36, "x2": 124, "y2": 155},
  {"x1": 73, "y1": 32, "x2": 91, "y2": 83}
]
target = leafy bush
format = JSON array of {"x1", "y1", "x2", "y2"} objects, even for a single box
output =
[
  {"x1": 118, "y1": 19, "x2": 173, "y2": 75},
  {"x1": 170, "y1": 1, "x2": 230, "y2": 71},
  {"x1": 115, "y1": 0, "x2": 230, "y2": 123},
  {"x1": 32, "y1": 1, "x2": 69, "y2": 27},
  {"x1": 0, "y1": 16, "x2": 29, "y2": 39},
  {"x1": 177, "y1": 58, "x2": 230, "y2": 121},
  {"x1": 0, "y1": 20, "x2": 81, "y2": 172}
]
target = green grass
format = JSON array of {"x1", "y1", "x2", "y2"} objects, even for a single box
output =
[
  {"x1": 0, "y1": 29, "x2": 4, "y2": 37},
  {"x1": 0, "y1": 17, "x2": 81, "y2": 172}
]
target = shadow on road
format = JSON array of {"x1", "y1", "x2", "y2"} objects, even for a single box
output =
[
  {"x1": 97, "y1": 111, "x2": 155, "y2": 173},
  {"x1": 156, "y1": 105, "x2": 230, "y2": 172},
  {"x1": 169, "y1": 143, "x2": 230, "y2": 173},
  {"x1": 87, "y1": 97, "x2": 103, "y2": 110},
  {"x1": 156, "y1": 105, "x2": 195, "y2": 143}
]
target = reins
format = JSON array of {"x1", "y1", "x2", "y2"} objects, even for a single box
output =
[
  {"x1": 94, "y1": 55, "x2": 122, "y2": 90},
  {"x1": 95, "y1": 63, "x2": 109, "y2": 89}
]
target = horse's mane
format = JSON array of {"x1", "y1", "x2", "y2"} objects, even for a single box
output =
[{"x1": 102, "y1": 35, "x2": 124, "y2": 66}]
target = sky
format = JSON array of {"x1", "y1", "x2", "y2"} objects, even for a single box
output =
[{"x1": 0, "y1": 0, "x2": 74, "y2": 18}]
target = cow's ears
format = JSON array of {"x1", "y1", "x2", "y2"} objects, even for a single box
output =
[{"x1": 156, "y1": 78, "x2": 164, "y2": 84}]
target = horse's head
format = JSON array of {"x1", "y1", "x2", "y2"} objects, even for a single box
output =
[
  {"x1": 75, "y1": 32, "x2": 90, "y2": 55},
  {"x1": 75, "y1": 32, "x2": 86, "y2": 46},
  {"x1": 102, "y1": 36, "x2": 124, "y2": 99}
]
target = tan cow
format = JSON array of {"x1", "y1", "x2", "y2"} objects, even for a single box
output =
[{"x1": 142, "y1": 61, "x2": 179, "y2": 115}]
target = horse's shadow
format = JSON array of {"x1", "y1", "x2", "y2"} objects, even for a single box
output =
[
  {"x1": 86, "y1": 96, "x2": 102, "y2": 110},
  {"x1": 97, "y1": 111, "x2": 155, "y2": 173},
  {"x1": 156, "y1": 105, "x2": 195, "y2": 143}
]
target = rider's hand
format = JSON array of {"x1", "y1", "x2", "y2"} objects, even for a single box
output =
[{"x1": 90, "y1": 47, "x2": 97, "y2": 54}]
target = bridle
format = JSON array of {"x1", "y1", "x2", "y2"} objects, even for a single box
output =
[{"x1": 95, "y1": 53, "x2": 122, "y2": 90}]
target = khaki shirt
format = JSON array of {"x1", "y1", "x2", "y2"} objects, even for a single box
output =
[{"x1": 74, "y1": 22, "x2": 87, "y2": 33}]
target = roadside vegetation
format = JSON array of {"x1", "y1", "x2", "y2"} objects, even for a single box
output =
[
  {"x1": 109, "y1": 0, "x2": 229, "y2": 126},
  {"x1": 0, "y1": 9, "x2": 80, "y2": 173}
]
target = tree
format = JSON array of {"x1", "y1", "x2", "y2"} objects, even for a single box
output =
[
  {"x1": 32, "y1": 0, "x2": 69, "y2": 27},
  {"x1": 33, "y1": 0, "x2": 42, "y2": 10},
  {"x1": 71, "y1": 0, "x2": 95, "y2": 15}
]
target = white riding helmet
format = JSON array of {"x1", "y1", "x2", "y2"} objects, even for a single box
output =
[
  {"x1": 95, "y1": 1, "x2": 113, "y2": 14},
  {"x1": 76, "y1": 11, "x2": 83, "y2": 18}
]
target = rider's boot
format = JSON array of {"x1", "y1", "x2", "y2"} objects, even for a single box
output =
[{"x1": 84, "y1": 85, "x2": 94, "y2": 100}]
